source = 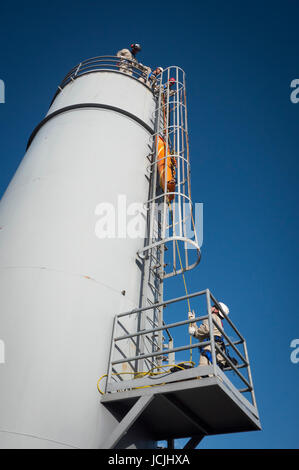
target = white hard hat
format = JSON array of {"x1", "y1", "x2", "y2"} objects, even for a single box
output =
[
  {"x1": 156, "y1": 67, "x2": 163, "y2": 72},
  {"x1": 217, "y1": 302, "x2": 229, "y2": 318}
]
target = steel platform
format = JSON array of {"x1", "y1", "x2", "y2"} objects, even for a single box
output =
[{"x1": 101, "y1": 367, "x2": 261, "y2": 447}]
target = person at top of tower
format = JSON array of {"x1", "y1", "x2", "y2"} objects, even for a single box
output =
[
  {"x1": 138, "y1": 64, "x2": 152, "y2": 85},
  {"x1": 148, "y1": 67, "x2": 163, "y2": 89},
  {"x1": 139, "y1": 66, "x2": 163, "y2": 86},
  {"x1": 116, "y1": 43, "x2": 141, "y2": 75},
  {"x1": 150, "y1": 67, "x2": 163, "y2": 80},
  {"x1": 188, "y1": 302, "x2": 230, "y2": 370},
  {"x1": 117, "y1": 43, "x2": 142, "y2": 59},
  {"x1": 163, "y1": 77, "x2": 176, "y2": 96}
]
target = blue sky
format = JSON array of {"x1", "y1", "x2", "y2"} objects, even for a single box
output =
[{"x1": 0, "y1": 0, "x2": 298, "y2": 449}]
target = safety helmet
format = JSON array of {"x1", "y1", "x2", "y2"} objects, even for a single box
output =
[
  {"x1": 130, "y1": 43, "x2": 142, "y2": 53},
  {"x1": 169, "y1": 77, "x2": 176, "y2": 86},
  {"x1": 156, "y1": 67, "x2": 163, "y2": 73},
  {"x1": 216, "y1": 302, "x2": 229, "y2": 318}
]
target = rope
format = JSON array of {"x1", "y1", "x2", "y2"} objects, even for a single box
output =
[
  {"x1": 168, "y1": 202, "x2": 193, "y2": 361},
  {"x1": 97, "y1": 361, "x2": 195, "y2": 395},
  {"x1": 159, "y1": 84, "x2": 196, "y2": 362}
]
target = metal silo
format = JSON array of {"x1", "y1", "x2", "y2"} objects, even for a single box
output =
[
  {"x1": 0, "y1": 57, "x2": 157, "y2": 449},
  {"x1": 0, "y1": 56, "x2": 260, "y2": 450}
]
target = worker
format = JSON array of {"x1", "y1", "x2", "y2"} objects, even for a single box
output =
[
  {"x1": 116, "y1": 43, "x2": 141, "y2": 75},
  {"x1": 149, "y1": 67, "x2": 163, "y2": 85},
  {"x1": 138, "y1": 64, "x2": 153, "y2": 85},
  {"x1": 188, "y1": 302, "x2": 229, "y2": 370},
  {"x1": 139, "y1": 66, "x2": 162, "y2": 87},
  {"x1": 163, "y1": 77, "x2": 176, "y2": 96}
]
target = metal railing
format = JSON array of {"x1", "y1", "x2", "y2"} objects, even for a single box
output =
[
  {"x1": 51, "y1": 55, "x2": 155, "y2": 104},
  {"x1": 104, "y1": 289, "x2": 258, "y2": 411}
]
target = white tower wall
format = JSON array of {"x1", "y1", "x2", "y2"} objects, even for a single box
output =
[{"x1": 0, "y1": 72, "x2": 156, "y2": 448}]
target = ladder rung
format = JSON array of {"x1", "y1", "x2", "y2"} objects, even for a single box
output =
[
  {"x1": 146, "y1": 299, "x2": 161, "y2": 309},
  {"x1": 145, "y1": 315, "x2": 159, "y2": 326},
  {"x1": 151, "y1": 264, "x2": 161, "y2": 271},
  {"x1": 148, "y1": 283, "x2": 160, "y2": 293}
]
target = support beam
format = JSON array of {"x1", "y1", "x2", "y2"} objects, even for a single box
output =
[
  {"x1": 161, "y1": 394, "x2": 210, "y2": 436},
  {"x1": 167, "y1": 439, "x2": 174, "y2": 449},
  {"x1": 102, "y1": 395, "x2": 154, "y2": 449},
  {"x1": 183, "y1": 435, "x2": 204, "y2": 449}
]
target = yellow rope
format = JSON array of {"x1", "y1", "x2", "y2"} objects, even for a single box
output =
[
  {"x1": 168, "y1": 202, "x2": 193, "y2": 361},
  {"x1": 97, "y1": 361, "x2": 195, "y2": 395}
]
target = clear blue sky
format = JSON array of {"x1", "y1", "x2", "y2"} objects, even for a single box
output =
[{"x1": 0, "y1": 0, "x2": 298, "y2": 449}]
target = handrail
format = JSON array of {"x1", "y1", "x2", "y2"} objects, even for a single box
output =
[
  {"x1": 114, "y1": 315, "x2": 208, "y2": 342},
  {"x1": 105, "y1": 288, "x2": 258, "y2": 410},
  {"x1": 211, "y1": 317, "x2": 248, "y2": 365},
  {"x1": 51, "y1": 55, "x2": 155, "y2": 105},
  {"x1": 112, "y1": 340, "x2": 211, "y2": 366},
  {"x1": 116, "y1": 289, "x2": 207, "y2": 318}
]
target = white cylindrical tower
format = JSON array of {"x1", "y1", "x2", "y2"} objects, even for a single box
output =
[{"x1": 0, "y1": 58, "x2": 156, "y2": 448}]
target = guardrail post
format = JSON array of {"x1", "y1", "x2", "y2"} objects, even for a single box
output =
[
  {"x1": 243, "y1": 339, "x2": 257, "y2": 408},
  {"x1": 206, "y1": 289, "x2": 217, "y2": 376},
  {"x1": 105, "y1": 315, "x2": 118, "y2": 394},
  {"x1": 74, "y1": 62, "x2": 82, "y2": 77}
]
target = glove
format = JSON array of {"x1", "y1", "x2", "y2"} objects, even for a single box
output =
[
  {"x1": 189, "y1": 325, "x2": 196, "y2": 336},
  {"x1": 188, "y1": 311, "x2": 196, "y2": 336}
]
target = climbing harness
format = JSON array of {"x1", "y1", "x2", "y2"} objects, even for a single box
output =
[{"x1": 199, "y1": 335, "x2": 238, "y2": 369}]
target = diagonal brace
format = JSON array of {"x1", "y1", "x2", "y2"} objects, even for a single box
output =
[
  {"x1": 161, "y1": 394, "x2": 210, "y2": 436},
  {"x1": 102, "y1": 395, "x2": 154, "y2": 449},
  {"x1": 183, "y1": 435, "x2": 204, "y2": 449}
]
